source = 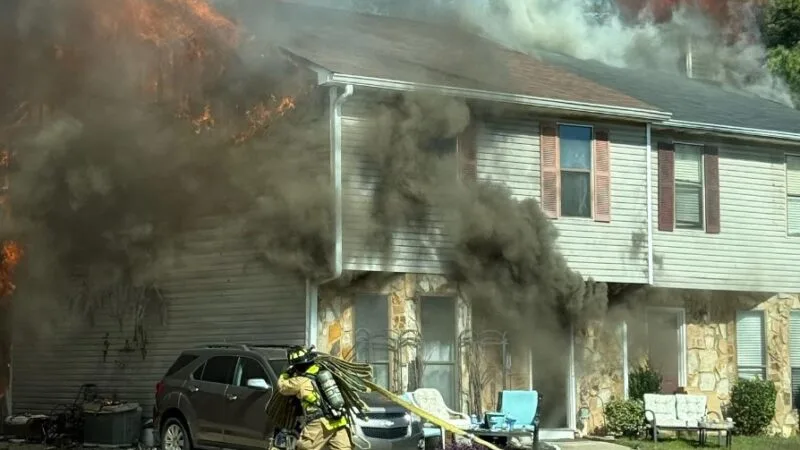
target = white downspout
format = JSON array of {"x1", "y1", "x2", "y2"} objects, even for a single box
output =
[
  {"x1": 622, "y1": 321, "x2": 629, "y2": 400},
  {"x1": 321, "y1": 84, "x2": 353, "y2": 285},
  {"x1": 309, "y1": 85, "x2": 353, "y2": 346},
  {"x1": 528, "y1": 348, "x2": 533, "y2": 390},
  {"x1": 305, "y1": 279, "x2": 319, "y2": 347},
  {"x1": 645, "y1": 123, "x2": 654, "y2": 285},
  {"x1": 567, "y1": 323, "x2": 577, "y2": 432}
]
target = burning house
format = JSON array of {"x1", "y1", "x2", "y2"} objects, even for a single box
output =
[{"x1": 3, "y1": 0, "x2": 800, "y2": 441}]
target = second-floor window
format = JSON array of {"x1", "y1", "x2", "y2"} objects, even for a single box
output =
[
  {"x1": 657, "y1": 141, "x2": 720, "y2": 233},
  {"x1": 540, "y1": 122, "x2": 611, "y2": 222},
  {"x1": 559, "y1": 125, "x2": 593, "y2": 218},
  {"x1": 674, "y1": 144, "x2": 704, "y2": 229},
  {"x1": 788, "y1": 155, "x2": 800, "y2": 236}
]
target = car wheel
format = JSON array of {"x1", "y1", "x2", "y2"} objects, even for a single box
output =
[{"x1": 162, "y1": 417, "x2": 191, "y2": 450}]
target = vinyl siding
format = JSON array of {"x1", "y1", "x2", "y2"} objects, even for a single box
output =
[
  {"x1": 12, "y1": 217, "x2": 307, "y2": 415},
  {"x1": 341, "y1": 95, "x2": 452, "y2": 273},
  {"x1": 477, "y1": 115, "x2": 648, "y2": 282},
  {"x1": 651, "y1": 133, "x2": 800, "y2": 291}
]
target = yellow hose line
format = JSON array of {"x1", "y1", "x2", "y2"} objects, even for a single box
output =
[{"x1": 364, "y1": 382, "x2": 503, "y2": 450}]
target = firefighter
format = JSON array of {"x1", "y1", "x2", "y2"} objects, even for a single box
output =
[{"x1": 277, "y1": 346, "x2": 353, "y2": 450}]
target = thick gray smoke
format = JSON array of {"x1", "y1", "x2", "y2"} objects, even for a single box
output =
[
  {"x1": 358, "y1": 92, "x2": 607, "y2": 328},
  {"x1": 3, "y1": 0, "x2": 334, "y2": 326},
  {"x1": 330, "y1": 0, "x2": 794, "y2": 106}
]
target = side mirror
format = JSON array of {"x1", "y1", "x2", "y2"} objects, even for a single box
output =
[{"x1": 247, "y1": 378, "x2": 272, "y2": 390}]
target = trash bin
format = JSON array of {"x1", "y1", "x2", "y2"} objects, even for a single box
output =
[{"x1": 82, "y1": 402, "x2": 143, "y2": 447}]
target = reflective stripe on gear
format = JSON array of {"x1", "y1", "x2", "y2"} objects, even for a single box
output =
[{"x1": 296, "y1": 419, "x2": 352, "y2": 450}]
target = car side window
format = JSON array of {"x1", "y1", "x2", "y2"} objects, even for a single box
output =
[
  {"x1": 198, "y1": 356, "x2": 237, "y2": 385},
  {"x1": 235, "y1": 357, "x2": 269, "y2": 387},
  {"x1": 192, "y1": 362, "x2": 206, "y2": 380}
]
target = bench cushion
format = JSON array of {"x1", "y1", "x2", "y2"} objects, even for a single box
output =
[
  {"x1": 676, "y1": 395, "x2": 707, "y2": 423},
  {"x1": 644, "y1": 394, "x2": 677, "y2": 423}
]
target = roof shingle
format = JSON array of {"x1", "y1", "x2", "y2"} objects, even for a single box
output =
[
  {"x1": 265, "y1": 1, "x2": 661, "y2": 112},
  {"x1": 536, "y1": 50, "x2": 800, "y2": 135}
]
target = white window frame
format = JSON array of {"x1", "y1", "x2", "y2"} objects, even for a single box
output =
[
  {"x1": 418, "y1": 294, "x2": 459, "y2": 408},
  {"x1": 787, "y1": 153, "x2": 800, "y2": 237},
  {"x1": 353, "y1": 293, "x2": 391, "y2": 388},
  {"x1": 789, "y1": 310, "x2": 800, "y2": 409},
  {"x1": 557, "y1": 122, "x2": 594, "y2": 219},
  {"x1": 644, "y1": 307, "x2": 688, "y2": 389},
  {"x1": 673, "y1": 142, "x2": 706, "y2": 230},
  {"x1": 735, "y1": 310, "x2": 768, "y2": 380}
]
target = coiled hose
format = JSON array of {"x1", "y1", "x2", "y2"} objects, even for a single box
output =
[{"x1": 264, "y1": 353, "x2": 374, "y2": 439}]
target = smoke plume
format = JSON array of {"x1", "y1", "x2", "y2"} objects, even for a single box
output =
[
  {"x1": 330, "y1": 0, "x2": 794, "y2": 106},
  {"x1": 357, "y1": 91, "x2": 607, "y2": 329},
  {"x1": 3, "y1": 0, "x2": 334, "y2": 326}
]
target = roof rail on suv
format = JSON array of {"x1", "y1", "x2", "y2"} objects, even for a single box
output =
[{"x1": 194, "y1": 343, "x2": 297, "y2": 351}]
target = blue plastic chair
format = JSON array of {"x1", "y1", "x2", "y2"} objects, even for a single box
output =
[{"x1": 496, "y1": 390, "x2": 541, "y2": 445}]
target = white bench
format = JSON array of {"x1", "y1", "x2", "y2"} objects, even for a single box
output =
[{"x1": 643, "y1": 393, "x2": 724, "y2": 442}]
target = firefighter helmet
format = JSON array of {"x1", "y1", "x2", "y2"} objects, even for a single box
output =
[{"x1": 287, "y1": 345, "x2": 315, "y2": 366}]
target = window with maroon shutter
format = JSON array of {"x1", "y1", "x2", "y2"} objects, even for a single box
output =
[
  {"x1": 593, "y1": 129, "x2": 611, "y2": 222},
  {"x1": 458, "y1": 121, "x2": 478, "y2": 182},
  {"x1": 657, "y1": 142, "x2": 675, "y2": 232},
  {"x1": 674, "y1": 144, "x2": 704, "y2": 230},
  {"x1": 704, "y1": 145, "x2": 720, "y2": 234},
  {"x1": 540, "y1": 123, "x2": 560, "y2": 218},
  {"x1": 558, "y1": 124, "x2": 592, "y2": 218}
]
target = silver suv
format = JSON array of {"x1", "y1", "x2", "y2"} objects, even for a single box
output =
[{"x1": 154, "y1": 344, "x2": 424, "y2": 450}]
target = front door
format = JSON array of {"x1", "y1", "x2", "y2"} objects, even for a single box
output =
[
  {"x1": 224, "y1": 356, "x2": 275, "y2": 449},
  {"x1": 188, "y1": 355, "x2": 238, "y2": 445},
  {"x1": 647, "y1": 309, "x2": 682, "y2": 394}
]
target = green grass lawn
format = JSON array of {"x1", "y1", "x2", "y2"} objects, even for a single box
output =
[{"x1": 614, "y1": 434, "x2": 800, "y2": 450}]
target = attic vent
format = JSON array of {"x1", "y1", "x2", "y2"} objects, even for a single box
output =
[{"x1": 681, "y1": 37, "x2": 717, "y2": 82}]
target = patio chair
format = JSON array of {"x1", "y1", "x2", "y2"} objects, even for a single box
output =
[
  {"x1": 409, "y1": 388, "x2": 471, "y2": 448},
  {"x1": 402, "y1": 392, "x2": 446, "y2": 448},
  {"x1": 495, "y1": 390, "x2": 542, "y2": 446}
]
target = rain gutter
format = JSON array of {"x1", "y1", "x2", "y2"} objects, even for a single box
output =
[
  {"x1": 321, "y1": 73, "x2": 672, "y2": 122},
  {"x1": 657, "y1": 120, "x2": 800, "y2": 144}
]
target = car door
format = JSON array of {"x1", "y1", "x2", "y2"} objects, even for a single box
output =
[
  {"x1": 223, "y1": 356, "x2": 275, "y2": 449},
  {"x1": 185, "y1": 355, "x2": 238, "y2": 446}
]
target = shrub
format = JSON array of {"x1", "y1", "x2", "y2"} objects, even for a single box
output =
[
  {"x1": 604, "y1": 399, "x2": 645, "y2": 437},
  {"x1": 628, "y1": 362, "x2": 662, "y2": 401},
  {"x1": 444, "y1": 442, "x2": 484, "y2": 450},
  {"x1": 730, "y1": 377, "x2": 777, "y2": 435}
]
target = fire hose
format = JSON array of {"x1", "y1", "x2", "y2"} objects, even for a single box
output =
[
  {"x1": 364, "y1": 381, "x2": 502, "y2": 450},
  {"x1": 265, "y1": 352, "x2": 502, "y2": 450}
]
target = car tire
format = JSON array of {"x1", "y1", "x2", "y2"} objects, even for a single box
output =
[{"x1": 162, "y1": 417, "x2": 192, "y2": 450}]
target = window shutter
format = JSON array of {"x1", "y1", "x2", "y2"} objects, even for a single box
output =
[
  {"x1": 540, "y1": 122, "x2": 560, "y2": 218},
  {"x1": 704, "y1": 145, "x2": 721, "y2": 234},
  {"x1": 736, "y1": 311, "x2": 765, "y2": 380},
  {"x1": 791, "y1": 312, "x2": 800, "y2": 408},
  {"x1": 458, "y1": 121, "x2": 478, "y2": 182},
  {"x1": 657, "y1": 142, "x2": 675, "y2": 231},
  {"x1": 593, "y1": 129, "x2": 611, "y2": 223}
]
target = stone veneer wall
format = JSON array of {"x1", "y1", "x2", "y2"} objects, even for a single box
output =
[
  {"x1": 575, "y1": 320, "x2": 625, "y2": 435},
  {"x1": 573, "y1": 290, "x2": 800, "y2": 437},
  {"x1": 316, "y1": 273, "x2": 472, "y2": 409}
]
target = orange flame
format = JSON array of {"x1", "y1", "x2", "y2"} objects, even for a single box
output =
[
  {"x1": 234, "y1": 96, "x2": 296, "y2": 144},
  {"x1": 90, "y1": 0, "x2": 239, "y2": 48},
  {"x1": 0, "y1": 241, "x2": 22, "y2": 300}
]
